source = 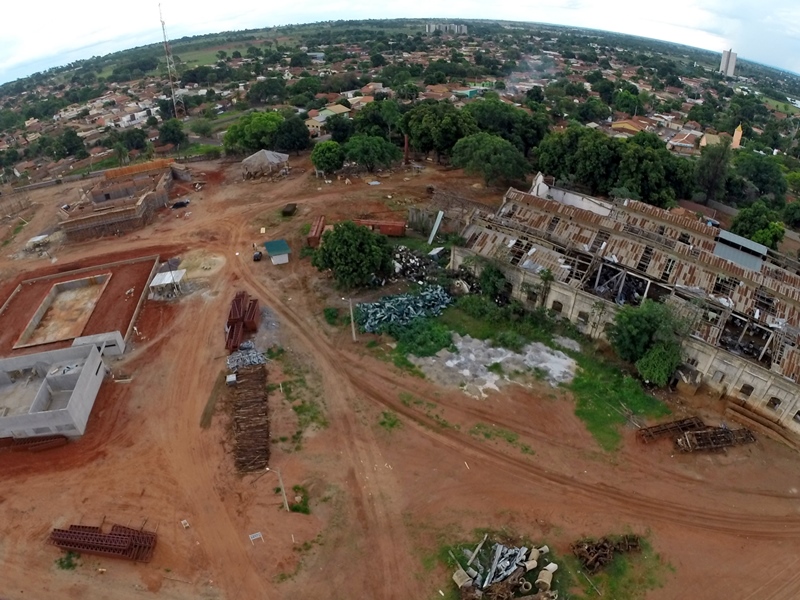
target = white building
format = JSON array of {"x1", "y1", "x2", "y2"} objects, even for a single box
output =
[{"x1": 720, "y1": 49, "x2": 737, "y2": 77}]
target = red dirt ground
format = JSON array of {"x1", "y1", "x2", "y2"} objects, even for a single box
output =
[
  {"x1": 0, "y1": 256, "x2": 158, "y2": 355},
  {"x1": 0, "y1": 158, "x2": 799, "y2": 600}
]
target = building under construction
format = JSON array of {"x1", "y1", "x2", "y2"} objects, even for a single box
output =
[
  {"x1": 59, "y1": 160, "x2": 186, "y2": 241},
  {"x1": 452, "y1": 173, "x2": 800, "y2": 439}
]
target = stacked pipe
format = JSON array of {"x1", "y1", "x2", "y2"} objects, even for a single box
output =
[{"x1": 50, "y1": 524, "x2": 157, "y2": 562}]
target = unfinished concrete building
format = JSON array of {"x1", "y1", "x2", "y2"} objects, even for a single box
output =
[
  {"x1": 58, "y1": 160, "x2": 185, "y2": 241},
  {"x1": 453, "y1": 174, "x2": 800, "y2": 440},
  {"x1": 0, "y1": 344, "x2": 105, "y2": 439}
]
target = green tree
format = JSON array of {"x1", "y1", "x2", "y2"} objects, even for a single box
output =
[
  {"x1": 370, "y1": 54, "x2": 387, "y2": 67},
  {"x1": 733, "y1": 150, "x2": 788, "y2": 199},
  {"x1": 403, "y1": 101, "x2": 478, "y2": 161},
  {"x1": 609, "y1": 300, "x2": 687, "y2": 387},
  {"x1": 344, "y1": 135, "x2": 401, "y2": 172},
  {"x1": 190, "y1": 118, "x2": 213, "y2": 137},
  {"x1": 695, "y1": 139, "x2": 731, "y2": 202},
  {"x1": 326, "y1": 113, "x2": 355, "y2": 144},
  {"x1": 274, "y1": 116, "x2": 310, "y2": 154},
  {"x1": 223, "y1": 111, "x2": 284, "y2": 154},
  {"x1": 158, "y1": 118, "x2": 187, "y2": 147},
  {"x1": 464, "y1": 99, "x2": 549, "y2": 156},
  {"x1": 312, "y1": 221, "x2": 393, "y2": 289},
  {"x1": 452, "y1": 132, "x2": 531, "y2": 186},
  {"x1": 60, "y1": 128, "x2": 85, "y2": 157},
  {"x1": 113, "y1": 141, "x2": 128, "y2": 166},
  {"x1": 247, "y1": 78, "x2": 286, "y2": 105},
  {"x1": 145, "y1": 115, "x2": 159, "y2": 128},
  {"x1": 785, "y1": 171, "x2": 800, "y2": 196},
  {"x1": 311, "y1": 140, "x2": 345, "y2": 174},
  {"x1": 730, "y1": 201, "x2": 785, "y2": 249}
]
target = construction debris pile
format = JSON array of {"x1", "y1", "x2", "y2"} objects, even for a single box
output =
[
  {"x1": 451, "y1": 535, "x2": 560, "y2": 600},
  {"x1": 225, "y1": 291, "x2": 261, "y2": 353},
  {"x1": 229, "y1": 365, "x2": 270, "y2": 472},
  {"x1": 570, "y1": 535, "x2": 640, "y2": 574},
  {"x1": 226, "y1": 348, "x2": 267, "y2": 371},
  {"x1": 391, "y1": 245, "x2": 443, "y2": 284},
  {"x1": 50, "y1": 523, "x2": 157, "y2": 563},
  {"x1": 637, "y1": 417, "x2": 756, "y2": 453},
  {"x1": 357, "y1": 285, "x2": 452, "y2": 333}
]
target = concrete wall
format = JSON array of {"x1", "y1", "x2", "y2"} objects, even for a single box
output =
[
  {"x1": 452, "y1": 247, "x2": 800, "y2": 436},
  {"x1": 0, "y1": 345, "x2": 105, "y2": 438},
  {"x1": 73, "y1": 330, "x2": 125, "y2": 356}
]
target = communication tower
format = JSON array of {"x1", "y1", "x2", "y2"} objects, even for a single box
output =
[{"x1": 159, "y1": 4, "x2": 185, "y2": 119}]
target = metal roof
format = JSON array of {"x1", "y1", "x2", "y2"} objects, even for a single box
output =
[
  {"x1": 713, "y1": 243, "x2": 763, "y2": 272},
  {"x1": 150, "y1": 269, "x2": 186, "y2": 287},
  {"x1": 716, "y1": 229, "x2": 769, "y2": 256},
  {"x1": 263, "y1": 239, "x2": 291, "y2": 256}
]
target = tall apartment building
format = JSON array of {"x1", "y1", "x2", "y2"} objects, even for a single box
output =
[
  {"x1": 720, "y1": 49, "x2": 737, "y2": 77},
  {"x1": 425, "y1": 23, "x2": 468, "y2": 35}
]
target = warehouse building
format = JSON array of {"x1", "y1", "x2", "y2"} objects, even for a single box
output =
[{"x1": 453, "y1": 174, "x2": 800, "y2": 440}]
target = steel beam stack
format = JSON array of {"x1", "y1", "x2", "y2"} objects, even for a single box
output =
[
  {"x1": 636, "y1": 417, "x2": 706, "y2": 444},
  {"x1": 50, "y1": 524, "x2": 157, "y2": 562}
]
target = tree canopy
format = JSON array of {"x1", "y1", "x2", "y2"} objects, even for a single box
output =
[
  {"x1": 609, "y1": 300, "x2": 687, "y2": 387},
  {"x1": 403, "y1": 101, "x2": 478, "y2": 161},
  {"x1": 158, "y1": 119, "x2": 187, "y2": 147},
  {"x1": 730, "y1": 201, "x2": 785, "y2": 249},
  {"x1": 311, "y1": 140, "x2": 345, "y2": 174},
  {"x1": 223, "y1": 111, "x2": 284, "y2": 154},
  {"x1": 451, "y1": 132, "x2": 531, "y2": 186},
  {"x1": 344, "y1": 134, "x2": 401, "y2": 172},
  {"x1": 274, "y1": 116, "x2": 310, "y2": 154},
  {"x1": 312, "y1": 221, "x2": 393, "y2": 289}
]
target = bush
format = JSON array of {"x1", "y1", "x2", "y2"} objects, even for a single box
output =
[
  {"x1": 323, "y1": 307, "x2": 339, "y2": 325},
  {"x1": 289, "y1": 485, "x2": 310, "y2": 514},
  {"x1": 383, "y1": 318, "x2": 453, "y2": 357}
]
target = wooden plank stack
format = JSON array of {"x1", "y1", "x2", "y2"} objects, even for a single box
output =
[{"x1": 230, "y1": 365, "x2": 270, "y2": 472}]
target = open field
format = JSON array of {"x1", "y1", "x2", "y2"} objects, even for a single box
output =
[
  {"x1": 763, "y1": 96, "x2": 800, "y2": 115},
  {"x1": 0, "y1": 157, "x2": 799, "y2": 600}
]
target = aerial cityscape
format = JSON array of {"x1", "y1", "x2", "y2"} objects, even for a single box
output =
[{"x1": 2, "y1": 15, "x2": 800, "y2": 600}]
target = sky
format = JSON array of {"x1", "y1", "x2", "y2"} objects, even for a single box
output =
[{"x1": 2, "y1": 0, "x2": 799, "y2": 85}]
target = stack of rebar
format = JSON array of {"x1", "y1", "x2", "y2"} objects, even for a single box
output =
[
  {"x1": 230, "y1": 365, "x2": 270, "y2": 472},
  {"x1": 50, "y1": 524, "x2": 157, "y2": 562}
]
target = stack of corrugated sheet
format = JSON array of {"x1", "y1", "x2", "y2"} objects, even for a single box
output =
[{"x1": 50, "y1": 524, "x2": 157, "y2": 562}]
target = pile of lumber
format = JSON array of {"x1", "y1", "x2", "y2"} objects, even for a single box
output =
[{"x1": 230, "y1": 365, "x2": 270, "y2": 472}]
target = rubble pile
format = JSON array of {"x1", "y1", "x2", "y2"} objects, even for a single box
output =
[
  {"x1": 391, "y1": 246, "x2": 442, "y2": 284},
  {"x1": 570, "y1": 535, "x2": 641, "y2": 574},
  {"x1": 452, "y1": 537, "x2": 560, "y2": 600},
  {"x1": 226, "y1": 347, "x2": 267, "y2": 371},
  {"x1": 357, "y1": 286, "x2": 452, "y2": 333}
]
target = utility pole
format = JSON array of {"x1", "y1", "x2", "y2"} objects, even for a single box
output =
[
  {"x1": 348, "y1": 298, "x2": 357, "y2": 342},
  {"x1": 267, "y1": 468, "x2": 289, "y2": 512}
]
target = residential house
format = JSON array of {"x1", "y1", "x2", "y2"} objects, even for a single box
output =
[
  {"x1": 319, "y1": 104, "x2": 351, "y2": 120},
  {"x1": 666, "y1": 131, "x2": 700, "y2": 156}
]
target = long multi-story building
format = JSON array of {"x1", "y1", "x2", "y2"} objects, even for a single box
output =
[
  {"x1": 425, "y1": 23, "x2": 468, "y2": 35},
  {"x1": 720, "y1": 49, "x2": 737, "y2": 77},
  {"x1": 452, "y1": 174, "x2": 800, "y2": 441}
]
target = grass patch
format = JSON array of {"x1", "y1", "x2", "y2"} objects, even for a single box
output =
[
  {"x1": 470, "y1": 422, "x2": 534, "y2": 455},
  {"x1": 200, "y1": 370, "x2": 226, "y2": 429},
  {"x1": 266, "y1": 345, "x2": 286, "y2": 360},
  {"x1": 299, "y1": 245, "x2": 315, "y2": 259},
  {"x1": 55, "y1": 551, "x2": 80, "y2": 570},
  {"x1": 289, "y1": 485, "x2": 311, "y2": 514},
  {"x1": 300, "y1": 222, "x2": 311, "y2": 235},
  {"x1": 569, "y1": 353, "x2": 670, "y2": 452},
  {"x1": 323, "y1": 307, "x2": 339, "y2": 326},
  {"x1": 567, "y1": 538, "x2": 670, "y2": 599},
  {"x1": 486, "y1": 361, "x2": 504, "y2": 374},
  {"x1": 378, "y1": 410, "x2": 401, "y2": 430}
]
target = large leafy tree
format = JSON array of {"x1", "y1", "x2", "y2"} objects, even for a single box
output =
[
  {"x1": 733, "y1": 150, "x2": 788, "y2": 199},
  {"x1": 452, "y1": 132, "x2": 531, "y2": 186},
  {"x1": 344, "y1": 135, "x2": 401, "y2": 172},
  {"x1": 730, "y1": 201, "x2": 785, "y2": 249},
  {"x1": 403, "y1": 101, "x2": 478, "y2": 161},
  {"x1": 464, "y1": 99, "x2": 549, "y2": 156},
  {"x1": 695, "y1": 139, "x2": 731, "y2": 202},
  {"x1": 247, "y1": 78, "x2": 286, "y2": 105},
  {"x1": 274, "y1": 116, "x2": 310, "y2": 154},
  {"x1": 312, "y1": 221, "x2": 393, "y2": 289},
  {"x1": 158, "y1": 118, "x2": 187, "y2": 147},
  {"x1": 609, "y1": 300, "x2": 687, "y2": 387},
  {"x1": 325, "y1": 113, "x2": 355, "y2": 144},
  {"x1": 311, "y1": 140, "x2": 345, "y2": 174},
  {"x1": 223, "y1": 111, "x2": 284, "y2": 154}
]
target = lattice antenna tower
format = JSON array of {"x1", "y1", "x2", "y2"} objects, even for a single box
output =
[{"x1": 159, "y1": 4, "x2": 185, "y2": 119}]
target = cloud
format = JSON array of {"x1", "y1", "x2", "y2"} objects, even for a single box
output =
[{"x1": 1, "y1": 0, "x2": 799, "y2": 84}]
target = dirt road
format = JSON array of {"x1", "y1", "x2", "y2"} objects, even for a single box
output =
[{"x1": 0, "y1": 159, "x2": 799, "y2": 600}]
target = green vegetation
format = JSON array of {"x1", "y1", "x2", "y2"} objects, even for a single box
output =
[
  {"x1": 570, "y1": 354, "x2": 670, "y2": 451},
  {"x1": 55, "y1": 551, "x2": 80, "y2": 570},
  {"x1": 452, "y1": 132, "x2": 531, "y2": 186},
  {"x1": 378, "y1": 411, "x2": 401, "y2": 431},
  {"x1": 470, "y1": 422, "x2": 534, "y2": 454},
  {"x1": 323, "y1": 307, "x2": 340, "y2": 326},
  {"x1": 730, "y1": 200, "x2": 785, "y2": 249},
  {"x1": 311, "y1": 140, "x2": 345, "y2": 174},
  {"x1": 312, "y1": 221, "x2": 393, "y2": 289},
  {"x1": 300, "y1": 222, "x2": 312, "y2": 236},
  {"x1": 289, "y1": 485, "x2": 311, "y2": 514},
  {"x1": 200, "y1": 370, "x2": 226, "y2": 429}
]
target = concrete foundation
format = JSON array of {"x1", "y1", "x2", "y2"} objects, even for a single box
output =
[{"x1": 0, "y1": 345, "x2": 105, "y2": 439}]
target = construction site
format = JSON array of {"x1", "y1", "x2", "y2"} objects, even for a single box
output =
[{"x1": 0, "y1": 156, "x2": 800, "y2": 600}]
